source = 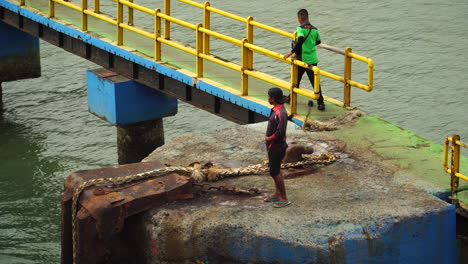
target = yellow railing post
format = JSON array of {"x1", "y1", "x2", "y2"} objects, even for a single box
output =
[
  {"x1": 368, "y1": 58, "x2": 374, "y2": 91},
  {"x1": 246, "y1": 16, "x2": 254, "y2": 70},
  {"x1": 49, "y1": 0, "x2": 55, "y2": 18},
  {"x1": 451, "y1": 134, "x2": 461, "y2": 197},
  {"x1": 203, "y1": 2, "x2": 210, "y2": 55},
  {"x1": 117, "y1": 0, "x2": 123, "y2": 45},
  {"x1": 94, "y1": 0, "x2": 100, "y2": 13},
  {"x1": 290, "y1": 62, "x2": 298, "y2": 115},
  {"x1": 154, "y1": 9, "x2": 161, "y2": 61},
  {"x1": 20, "y1": 0, "x2": 25, "y2": 6},
  {"x1": 195, "y1": 24, "x2": 203, "y2": 78},
  {"x1": 128, "y1": 0, "x2": 134, "y2": 26},
  {"x1": 241, "y1": 38, "x2": 249, "y2": 96},
  {"x1": 312, "y1": 65, "x2": 321, "y2": 97},
  {"x1": 164, "y1": 0, "x2": 170, "y2": 39},
  {"x1": 443, "y1": 137, "x2": 450, "y2": 172},
  {"x1": 343, "y1": 47, "x2": 352, "y2": 107},
  {"x1": 81, "y1": 0, "x2": 88, "y2": 31}
]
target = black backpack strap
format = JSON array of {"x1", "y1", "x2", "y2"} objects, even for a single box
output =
[
  {"x1": 300, "y1": 24, "x2": 316, "y2": 42},
  {"x1": 303, "y1": 29, "x2": 312, "y2": 42}
]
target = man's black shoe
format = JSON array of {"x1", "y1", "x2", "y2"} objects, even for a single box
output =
[
  {"x1": 318, "y1": 103, "x2": 325, "y2": 111},
  {"x1": 307, "y1": 100, "x2": 314, "y2": 107}
]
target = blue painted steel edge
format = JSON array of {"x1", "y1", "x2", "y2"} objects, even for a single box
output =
[
  {"x1": 223, "y1": 203, "x2": 456, "y2": 263},
  {"x1": 196, "y1": 80, "x2": 271, "y2": 117},
  {"x1": 0, "y1": 0, "x2": 18, "y2": 13},
  {"x1": 0, "y1": 0, "x2": 287, "y2": 121}
]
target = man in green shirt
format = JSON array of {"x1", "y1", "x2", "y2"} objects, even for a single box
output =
[{"x1": 284, "y1": 9, "x2": 325, "y2": 111}]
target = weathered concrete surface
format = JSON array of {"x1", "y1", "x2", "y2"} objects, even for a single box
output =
[{"x1": 132, "y1": 115, "x2": 459, "y2": 263}]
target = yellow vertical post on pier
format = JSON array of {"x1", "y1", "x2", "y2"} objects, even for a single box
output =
[
  {"x1": 128, "y1": 0, "x2": 134, "y2": 25},
  {"x1": 241, "y1": 39, "x2": 249, "y2": 96},
  {"x1": 290, "y1": 63, "x2": 298, "y2": 115},
  {"x1": 451, "y1": 134, "x2": 461, "y2": 197},
  {"x1": 312, "y1": 65, "x2": 321, "y2": 98},
  {"x1": 164, "y1": 0, "x2": 170, "y2": 39},
  {"x1": 443, "y1": 137, "x2": 450, "y2": 172},
  {"x1": 117, "y1": 0, "x2": 123, "y2": 45},
  {"x1": 20, "y1": 0, "x2": 25, "y2": 6},
  {"x1": 343, "y1": 47, "x2": 352, "y2": 107},
  {"x1": 203, "y1": 2, "x2": 210, "y2": 55},
  {"x1": 49, "y1": 0, "x2": 55, "y2": 18},
  {"x1": 367, "y1": 58, "x2": 374, "y2": 92},
  {"x1": 196, "y1": 24, "x2": 203, "y2": 78},
  {"x1": 94, "y1": 0, "x2": 100, "y2": 13},
  {"x1": 81, "y1": 0, "x2": 88, "y2": 31},
  {"x1": 246, "y1": 17, "x2": 254, "y2": 70},
  {"x1": 154, "y1": 9, "x2": 161, "y2": 61}
]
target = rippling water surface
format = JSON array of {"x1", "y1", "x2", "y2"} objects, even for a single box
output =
[{"x1": 1, "y1": 0, "x2": 467, "y2": 262}]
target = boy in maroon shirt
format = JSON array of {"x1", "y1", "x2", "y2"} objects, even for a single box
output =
[{"x1": 264, "y1": 88, "x2": 290, "y2": 208}]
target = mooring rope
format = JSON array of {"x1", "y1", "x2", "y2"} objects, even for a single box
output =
[{"x1": 70, "y1": 153, "x2": 336, "y2": 264}]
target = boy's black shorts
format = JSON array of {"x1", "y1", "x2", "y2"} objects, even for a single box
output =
[{"x1": 268, "y1": 146, "x2": 286, "y2": 176}]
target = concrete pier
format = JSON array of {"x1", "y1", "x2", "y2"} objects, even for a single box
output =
[
  {"x1": 138, "y1": 114, "x2": 462, "y2": 263},
  {"x1": 86, "y1": 69, "x2": 177, "y2": 164},
  {"x1": 117, "y1": 119, "x2": 165, "y2": 165},
  {"x1": 61, "y1": 111, "x2": 468, "y2": 263},
  {"x1": 0, "y1": 21, "x2": 40, "y2": 82}
]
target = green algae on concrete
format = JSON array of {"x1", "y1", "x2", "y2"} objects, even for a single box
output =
[
  {"x1": 457, "y1": 190, "x2": 468, "y2": 208},
  {"x1": 332, "y1": 115, "x2": 468, "y2": 197}
]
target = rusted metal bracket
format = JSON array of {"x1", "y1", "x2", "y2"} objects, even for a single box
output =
[{"x1": 61, "y1": 160, "x2": 193, "y2": 264}]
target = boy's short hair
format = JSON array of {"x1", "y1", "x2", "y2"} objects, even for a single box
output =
[
  {"x1": 297, "y1": 9, "x2": 309, "y2": 20},
  {"x1": 268, "y1": 87, "x2": 284, "y2": 104}
]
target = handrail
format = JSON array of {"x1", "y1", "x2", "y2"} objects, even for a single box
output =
[
  {"x1": 444, "y1": 135, "x2": 468, "y2": 181},
  {"x1": 120, "y1": 0, "x2": 153, "y2": 15},
  {"x1": 250, "y1": 20, "x2": 294, "y2": 39},
  {"x1": 319, "y1": 44, "x2": 345, "y2": 55},
  {"x1": 83, "y1": 10, "x2": 117, "y2": 25},
  {"x1": 33, "y1": 0, "x2": 374, "y2": 118},
  {"x1": 443, "y1": 135, "x2": 468, "y2": 198},
  {"x1": 175, "y1": 0, "x2": 372, "y2": 107},
  {"x1": 53, "y1": 0, "x2": 81, "y2": 12},
  {"x1": 199, "y1": 27, "x2": 242, "y2": 47},
  {"x1": 207, "y1": 6, "x2": 247, "y2": 23},
  {"x1": 158, "y1": 12, "x2": 197, "y2": 30}
]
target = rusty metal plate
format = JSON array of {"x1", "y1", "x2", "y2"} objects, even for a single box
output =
[
  {"x1": 78, "y1": 173, "x2": 192, "y2": 236},
  {"x1": 62, "y1": 160, "x2": 194, "y2": 264},
  {"x1": 98, "y1": 71, "x2": 119, "y2": 78}
]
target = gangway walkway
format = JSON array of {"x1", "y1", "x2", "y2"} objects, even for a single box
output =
[{"x1": 0, "y1": 0, "x2": 374, "y2": 125}]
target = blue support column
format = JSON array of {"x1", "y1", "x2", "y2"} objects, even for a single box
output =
[
  {"x1": 0, "y1": 21, "x2": 41, "y2": 82},
  {"x1": 87, "y1": 68, "x2": 178, "y2": 164}
]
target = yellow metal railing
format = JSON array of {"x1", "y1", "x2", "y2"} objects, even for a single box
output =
[
  {"x1": 176, "y1": 0, "x2": 374, "y2": 109},
  {"x1": 36, "y1": 0, "x2": 374, "y2": 116},
  {"x1": 443, "y1": 134, "x2": 468, "y2": 197}
]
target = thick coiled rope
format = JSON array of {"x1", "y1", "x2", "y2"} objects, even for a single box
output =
[{"x1": 71, "y1": 153, "x2": 336, "y2": 264}]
